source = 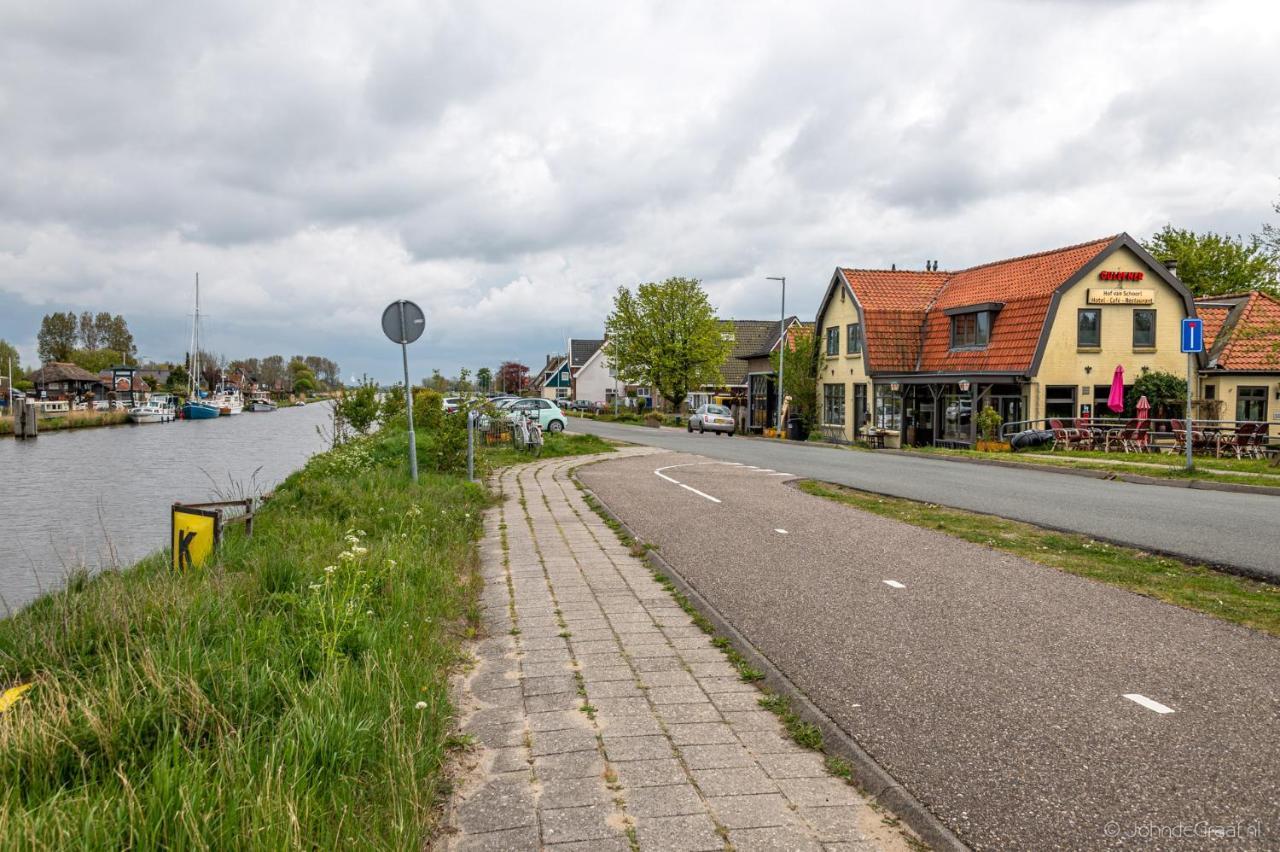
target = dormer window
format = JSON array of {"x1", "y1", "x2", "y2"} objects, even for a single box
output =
[{"x1": 947, "y1": 303, "x2": 1001, "y2": 350}]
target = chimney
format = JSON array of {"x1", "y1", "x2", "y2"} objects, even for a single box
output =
[
  {"x1": 1163, "y1": 258, "x2": 1179, "y2": 277},
  {"x1": 891, "y1": 263, "x2": 896, "y2": 272}
]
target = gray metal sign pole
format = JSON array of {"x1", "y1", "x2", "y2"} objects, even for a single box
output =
[
  {"x1": 768, "y1": 276, "x2": 786, "y2": 435},
  {"x1": 398, "y1": 302, "x2": 418, "y2": 482},
  {"x1": 1185, "y1": 350, "x2": 1194, "y2": 472}
]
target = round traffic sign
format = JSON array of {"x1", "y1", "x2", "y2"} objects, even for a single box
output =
[{"x1": 381, "y1": 300, "x2": 426, "y2": 344}]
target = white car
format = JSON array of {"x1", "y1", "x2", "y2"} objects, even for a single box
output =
[{"x1": 688, "y1": 403, "x2": 735, "y2": 435}]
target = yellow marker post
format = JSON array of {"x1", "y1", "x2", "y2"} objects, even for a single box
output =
[
  {"x1": 171, "y1": 504, "x2": 221, "y2": 570},
  {"x1": 0, "y1": 683, "x2": 33, "y2": 713}
]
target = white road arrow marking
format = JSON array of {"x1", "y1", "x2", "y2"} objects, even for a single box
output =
[{"x1": 1123, "y1": 693, "x2": 1174, "y2": 714}]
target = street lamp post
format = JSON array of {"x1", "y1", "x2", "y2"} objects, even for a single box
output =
[{"x1": 767, "y1": 276, "x2": 786, "y2": 435}]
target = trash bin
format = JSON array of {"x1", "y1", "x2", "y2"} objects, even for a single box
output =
[{"x1": 786, "y1": 417, "x2": 809, "y2": 441}]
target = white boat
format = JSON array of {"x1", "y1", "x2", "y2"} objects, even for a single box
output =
[
  {"x1": 214, "y1": 380, "x2": 243, "y2": 415},
  {"x1": 247, "y1": 393, "x2": 277, "y2": 412},
  {"x1": 128, "y1": 394, "x2": 176, "y2": 424}
]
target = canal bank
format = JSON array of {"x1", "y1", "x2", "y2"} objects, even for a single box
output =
[
  {"x1": 0, "y1": 404, "x2": 333, "y2": 612},
  {"x1": 0, "y1": 416, "x2": 612, "y2": 847}
]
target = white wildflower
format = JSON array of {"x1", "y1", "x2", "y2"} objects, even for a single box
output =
[
  {"x1": 339, "y1": 550, "x2": 354, "y2": 561},
  {"x1": 324, "y1": 565, "x2": 337, "y2": 575},
  {"x1": 356, "y1": 529, "x2": 367, "y2": 537},
  {"x1": 308, "y1": 583, "x2": 322, "y2": 591},
  {"x1": 344, "y1": 534, "x2": 359, "y2": 545},
  {"x1": 353, "y1": 545, "x2": 369, "y2": 557},
  {"x1": 386, "y1": 558, "x2": 397, "y2": 568},
  {"x1": 366, "y1": 610, "x2": 374, "y2": 616},
  {"x1": 415, "y1": 701, "x2": 428, "y2": 710}
]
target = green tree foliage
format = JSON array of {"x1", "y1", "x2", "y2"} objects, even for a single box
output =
[
  {"x1": 68, "y1": 348, "x2": 124, "y2": 374},
  {"x1": 457, "y1": 368, "x2": 472, "y2": 392},
  {"x1": 293, "y1": 371, "x2": 318, "y2": 394},
  {"x1": 167, "y1": 364, "x2": 190, "y2": 392},
  {"x1": 379, "y1": 383, "x2": 407, "y2": 426},
  {"x1": 37, "y1": 312, "x2": 78, "y2": 362},
  {"x1": 1260, "y1": 183, "x2": 1279, "y2": 257},
  {"x1": 605, "y1": 277, "x2": 732, "y2": 409},
  {"x1": 476, "y1": 367, "x2": 492, "y2": 392},
  {"x1": 336, "y1": 381, "x2": 380, "y2": 434},
  {"x1": 428, "y1": 369, "x2": 447, "y2": 392},
  {"x1": 1126, "y1": 369, "x2": 1186, "y2": 419},
  {"x1": 0, "y1": 339, "x2": 22, "y2": 374},
  {"x1": 769, "y1": 326, "x2": 817, "y2": 426},
  {"x1": 1143, "y1": 225, "x2": 1278, "y2": 296}
]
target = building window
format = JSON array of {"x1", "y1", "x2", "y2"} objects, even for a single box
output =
[
  {"x1": 1204, "y1": 385, "x2": 1216, "y2": 400},
  {"x1": 874, "y1": 385, "x2": 902, "y2": 430},
  {"x1": 1045, "y1": 385, "x2": 1077, "y2": 420},
  {"x1": 825, "y1": 326, "x2": 840, "y2": 356},
  {"x1": 1132, "y1": 309, "x2": 1156, "y2": 348},
  {"x1": 950, "y1": 311, "x2": 991, "y2": 348},
  {"x1": 555, "y1": 387, "x2": 570, "y2": 400},
  {"x1": 1078, "y1": 309, "x2": 1101, "y2": 348},
  {"x1": 1237, "y1": 386, "x2": 1267, "y2": 422},
  {"x1": 823, "y1": 383, "x2": 845, "y2": 425},
  {"x1": 846, "y1": 323, "x2": 862, "y2": 355}
]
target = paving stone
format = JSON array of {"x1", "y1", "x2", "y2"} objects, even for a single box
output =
[
  {"x1": 736, "y1": 730, "x2": 802, "y2": 754},
  {"x1": 625, "y1": 782, "x2": 707, "y2": 817},
  {"x1": 798, "y1": 805, "x2": 869, "y2": 843},
  {"x1": 523, "y1": 661, "x2": 577, "y2": 678},
  {"x1": 525, "y1": 692, "x2": 581, "y2": 713},
  {"x1": 638, "y1": 670, "x2": 699, "y2": 688},
  {"x1": 603, "y1": 734, "x2": 675, "y2": 761},
  {"x1": 691, "y1": 766, "x2": 779, "y2": 797},
  {"x1": 710, "y1": 691, "x2": 766, "y2": 712},
  {"x1": 678, "y1": 743, "x2": 754, "y2": 769},
  {"x1": 580, "y1": 665, "x2": 635, "y2": 682},
  {"x1": 488, "y1": 746, "x2": 532, "y2": 774},
  {"x1": 776, "y1": 777, "x2": 853, "y2": 807},
  {"x1": 528, "y1": 710, "x2": 586, "y2": 733},
  {"x1": 541, "y1": 803, "x2": 621, "y2": 844},
  {"x1": 721, "y1": 710, "x2": 781, "y2": 730},
  {"x1": 729, "y1": 826, "x2": 824, "y2": 852},
  {"x1": 590, "y1": 696, "x2": 652, "y2": 716},
  {"x1": 546, "y1": 838, "x2": 631, "y2": 852},
  {"x1": 456, "y1": 778, "x2": 537, "y2": 833},
  {"x1": 537, "y1": 776, "x2": 613, "y2": 809},
  {"x1": 648, "y1": 686, "x2": 709, "y2": 705},
  {"x1": 535, "y1": 750, "x2": 607, "y2": 780},
  {"x1": 632, "y1": 657, "x2": 688, "y2": 673},
  {"x1": 467, "y1": 723, "x2": 526, "y2": 749},
  {"x1": 612, "y1": 758, "x2": 689, "y2": 788},
  {"x1": 755, "y1": 751, "x2": 829, "y2": 779},
  {"x1": 668, "y1": 723, "x2": 738, "y2": 746},
  {"x1": 453, "y1": 825, "x2": 540, "y2": 851},
  {"x1": 531, "y1": 727, "x2": 599, "y2": 756},
  {"x1": 523, "y1": 675, "x2": 578, "y2": 697},
  {"x1": 584, "y1": 680, "x2": 644, "y2": 698},
  {"x1": 706, "y1": 793, "x2": 798, "y2": 829},
  {"x1": 633, "y1": 813, "x2": 724, "y2": 852},
  {"x1": 699, "y1": 676, "x2": 759, "y2": 694},
  {"x1": 654, "y1": 702, "x2": 723, "y2": 725}
]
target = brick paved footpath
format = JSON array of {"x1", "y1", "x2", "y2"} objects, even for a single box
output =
[{"x1": 444, "y1": 450, "x2": 901, "y2": 852}]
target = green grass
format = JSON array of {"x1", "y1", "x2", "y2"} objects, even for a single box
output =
[
  {"x1": 1, "y1": 410, "x2": 130, "y2": 436},
  {"x1": 907, "y1": 445, "x2": 1280, "y2": 488},
  {"x1": 0, "y1": 422, "x2": 615, "y2": 848},
  {"x1": 478, "y1": 431, "x2": 614, "y2": 469},
  {"x1": 797, "y1": 479, "x2": 1280, "y2": 637}
]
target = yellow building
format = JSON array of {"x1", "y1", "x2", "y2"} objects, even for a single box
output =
[
  {"x1": 1196, "y1": 291, "x2": 1280, "y2": 424},
  {"x1": 813, "y1": 234, "x2": 1197, "y2": 446}
]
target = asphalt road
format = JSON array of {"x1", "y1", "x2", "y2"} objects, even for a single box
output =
[
  {"x1": 577, "y1": 453, "x2": 1280, "y2": 850},
  {"x1": 568, "y1": 419, "x2": 1280, "y2": 578}
]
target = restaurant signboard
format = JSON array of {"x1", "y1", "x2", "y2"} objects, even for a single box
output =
[{"x1": 1088, "y1": 288, "x2": 1154, "y2": 305}]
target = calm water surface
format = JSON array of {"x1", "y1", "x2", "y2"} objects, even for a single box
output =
[{"x1": 0, "y1": 403, "x2": 332, "y2": 613}]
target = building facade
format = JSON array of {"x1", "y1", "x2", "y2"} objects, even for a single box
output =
[
  {"x1": 814, "y1": 234, "x2": 1197, "y2": 445},
  {"x1": 1197, "y1": 291, "x2": 1280, "y2": 424}
]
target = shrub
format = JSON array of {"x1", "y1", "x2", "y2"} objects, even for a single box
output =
[{"x1": 977, "y1": 406, "x2": 1003, "y2": 441}]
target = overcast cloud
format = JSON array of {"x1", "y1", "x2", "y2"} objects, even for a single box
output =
[{"x1": 2, "y1": 0, "x2": 1278, "y2": 381}]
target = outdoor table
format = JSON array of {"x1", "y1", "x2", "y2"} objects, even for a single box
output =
[
  {"x1": 1200, "y1": 426, "x2": 1224, "y2": 457},
  {"x1": 866, "y1": 431, "x2": 885, "y2": 449}
]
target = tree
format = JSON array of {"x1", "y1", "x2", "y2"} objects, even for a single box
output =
[
  {"x1": 0, "y1": 339, "x2": 22, "y2": 380},
  {"x1": 476, "y1": 367, "x2": 492, "y2": 392},
  {"x1": 167, "y1": 364, "x2": 190, "y2": 392},
  {"x1": 260, "y1": 355, "x2": 286, "y2": 388},
  {"x1": 78, "y1": 312, "x2": 100, "y2": 350},
  {"x1": 429, "y1": 369, "x2": 448, "y2": 392},
  {"x1": 68, "y1": 348, "x2": 123, "y2": 374},
  {"x1": 101, "y1": 314, "x2": 134, "y2": 358},
  {"x1": 457, "y1": 367, "x2": 472, "y2": 392},
  {"x1": 336, "y1": 380, "x2": 380, "y2": 434},
  {"x1": 37, "y1": 312, "x2": 79, "y2": 362},
  {"x1": 1126, "y1": 369, "x2": 1185, "y2": 419},
  {"x1": 605, "y1": 277, "x2": 732, "y2": 409},
  {"x1": 496, "y1": 361, "x2": 530, "y2": 393},
  {"x1": 1261, "y1": 186, "x2": 1280, "y2": 258},
  {"x1": 769, "y1": 326, "x2": 818, "y2": 426},
  {"x1": 1143, "y1": 225, "x2": 1278, "y2": 297},
  {"x1": 293, "y1": 370, "x2": 318, "y2": 394}
]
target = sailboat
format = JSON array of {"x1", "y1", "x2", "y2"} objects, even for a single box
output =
[{"x1": 181, "y1": 274, "x2": 221, "y2": 421}]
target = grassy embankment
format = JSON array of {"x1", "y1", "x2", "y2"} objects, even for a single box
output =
[
  {"x1": 0, "y1": 410, "x2": 130, "y2": 436},
  {"x1": 904, "y1": 445, "x2": 1280, "y2": 489},
  {"x1": 797, "y1": 480, "x2": 1280, "y2": 637},
  {"x1": 0, "y1": 422, "x2": 611, "y2": 848}
]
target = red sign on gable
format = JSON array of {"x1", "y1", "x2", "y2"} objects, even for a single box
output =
[{"x1": 1098, "y1": 270, "x2": 1144, "y2": 282}]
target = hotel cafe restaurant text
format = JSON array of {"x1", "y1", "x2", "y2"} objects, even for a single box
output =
[{"x1": 813, "y1": 233, "x2": 1206, "y2": 446}]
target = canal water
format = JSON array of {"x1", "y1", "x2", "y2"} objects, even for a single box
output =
[{"x1": 0, "y1": 403, "x2": 333, "y2": 614}]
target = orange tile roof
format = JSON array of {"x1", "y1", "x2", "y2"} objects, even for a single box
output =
[
  {"x1": 836, "y1": 237, "x2": 1117, "y2": 374},
  {"x1": 1197, "y1": 303, "x2": 1232, "y2": 351},
  {"x1": 1200, "y1": 291, "x2": 1280, "y2": 371}
]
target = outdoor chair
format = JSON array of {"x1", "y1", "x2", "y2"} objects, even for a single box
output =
[
  {"x1": 1104, "y1": 419, "x2": 1139, "y2": 453},
  {"x1": 1128, "y1": 419, "x2": 1152, "y2": 452},
  {"x1": 1049, "y1": 419, "x2": 1085, "y2": 451},
  {"x1": 1170, "y1": 419, "x2": 1206, "y2": 455},
  {"x1": 1246, "y1": 423, "x2": 1270, "y2": 459},
  {"x1": 1217, "y1": 423, "x2": 1254, "y2": 459}
]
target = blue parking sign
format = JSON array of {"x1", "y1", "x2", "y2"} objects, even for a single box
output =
[{"x1": 1181, "y1": 318, "x2": 1204, "y2": 353}]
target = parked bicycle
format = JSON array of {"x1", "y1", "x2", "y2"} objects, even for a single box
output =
[{"x1": 512, "y1": 410, "x2": 544, "y2": 457}]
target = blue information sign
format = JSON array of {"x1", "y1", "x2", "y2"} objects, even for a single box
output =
[{"x1": 1180, "y1": 318, "x2": 1204, "y2": 353}]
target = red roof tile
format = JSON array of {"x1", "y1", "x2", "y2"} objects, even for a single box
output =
[
  {"x1": 836, "y1": 237, "x2": 1116, "y2": 374},
  {"x1": 1200, "y1": 291, "x2": 1280, "y2": 371},
  {"x1": 1197, "y1": 304, "x2": 1231, "y2": 351}
]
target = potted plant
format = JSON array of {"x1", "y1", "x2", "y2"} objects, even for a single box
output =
[{"x1": 975, "y1": 406, "x2": 1008, "y2": 452}]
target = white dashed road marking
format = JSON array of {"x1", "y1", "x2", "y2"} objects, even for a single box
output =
[
  {"x1": 768, "y1": 472, "x2": 794, "y2": 477},
  {"x1": 774, "y1": 529, "x2": 788, "y2": 535},
  {"x1": 653, "y1": 463, "x2": 728, "y2": 504},
  {"x1": 755, "y1": 468, "x2": 776, "y2": 473},
  {"x1": 1124, "y1": 693, "x2": 1175, "y2": 714},
  {"x1": 883, "y1": 580, "x2": 906, "y2": 589}
]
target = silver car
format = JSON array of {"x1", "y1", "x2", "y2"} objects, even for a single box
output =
[{"x1": 688, "y1": 403, "x2": 735, "y2": 435}]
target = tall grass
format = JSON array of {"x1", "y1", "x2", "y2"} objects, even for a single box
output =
[
  {"x1": 0, "y1": 432, "x2": 487, "y2": 848},
  {"x1": 0, "y1": 409, "x2": 130, "y2": 437}
]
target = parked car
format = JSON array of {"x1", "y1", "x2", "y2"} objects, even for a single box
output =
[
  {"x1": 505, "y1": 398, "x2": 567, "y2": 433},
  {"x1": 569, "y1": 399, "x2": 603, "y2": 412},
  {"x1": 442, "y1": 396, "x2": 462, "y2": 413},
  {"x1": 688, "y1": 403, "x2": 735, "y2": 435}
]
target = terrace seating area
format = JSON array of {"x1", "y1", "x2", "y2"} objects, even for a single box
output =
[{"x1": 1041, "y1": 417, "x2": 1274, "y2": 459}]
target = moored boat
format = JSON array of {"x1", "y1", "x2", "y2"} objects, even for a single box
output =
[
  {"x1": 247, "y1": 393, "x2": 277, "y2": 412},
  {"x1": 128, "y1": 393, "x2": 177, "y2": 423},
  {"x1": 181, "y1": 274, "x2": 222, "y2": 422}
]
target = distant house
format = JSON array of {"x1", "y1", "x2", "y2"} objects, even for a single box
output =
[
  {"x1": 535, "y1": 353, "x2": 570, "y2": 400},
  {"x1": 27, "y1": 362, "x2": 103, "y2": 401},
  {"x1": 1197, "y1": 290, "x2": 1280, "y2": 423},
  {"x1": 685, "y1": 320, "x2": 790, "y2": 412},
  {"x1": 572, "y1": 339, "x2": 656, "y2": 408},
  {"x1": 736, "y1": 317, "x2": 813, "y2": 432}
]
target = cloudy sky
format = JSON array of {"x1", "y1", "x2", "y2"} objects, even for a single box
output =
[{"x1": 2, "y1": 0, "x2": 1278, "y2": 382}]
